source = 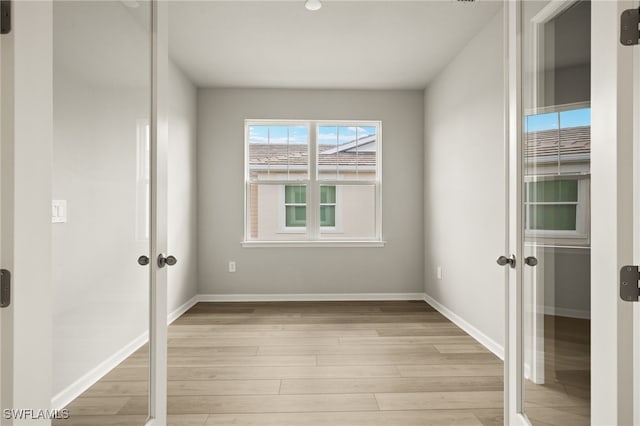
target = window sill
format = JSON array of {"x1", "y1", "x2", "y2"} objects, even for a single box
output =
[{"x1": 241, "y1": 240, "x2": 386, "y2": 248}]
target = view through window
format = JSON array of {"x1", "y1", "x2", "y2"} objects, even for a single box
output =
[{"x1": 245, "y1": 120, "x2": 382, "y2": 243}]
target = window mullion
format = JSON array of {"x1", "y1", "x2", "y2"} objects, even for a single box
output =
[{"x1": 308, "y1": 123, "x2": 319, "y2": 240}]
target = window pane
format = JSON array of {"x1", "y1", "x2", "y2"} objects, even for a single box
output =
[
  {"x1": 320, "y1": 185, "x2": 336, "y2": 204},
  {"x1": 559, "y1": 108, "x2": 590, "y2": 128},
  {"x1": 248, "y1": 183, "x2": 307, "y2": 241},
  {"x1": 525, "y1": 112, "x2": 559, "y2": 132},
  {"x1": 528, "y1": 204, "x2": 577, "y2": 231},
  {"x1": 318, "y1": 125, "x2": 377, "y2": 181},
  {"x1": 285, "y1": 185, "x2": 306, "y2": 204},
  {"x1": 286, "y1": 206, "x2": 306, "y2": 227},
  {"x1": 248, "y1": 125, "x2": 309, "y2": 181},
  {"x1": 320, "y1": 206, "x2": 335, "y2": 227},
  {"x1": 528, "y1": 180, "x2": 578, "y2": 202},
  {"x1": 320, "y1": 185, "x2": 376, "y2": 239},
  {"x1": 524, "y1": 107, "x2": 590, "y2": 176}
]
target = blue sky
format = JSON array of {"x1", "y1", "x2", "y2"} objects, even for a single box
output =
[
  {"x1": 249, "y1": 125, "x2": 376, "y2": 145},
  {"x1": 525, "y1": 107, "x2": 590, "y2": 132}
]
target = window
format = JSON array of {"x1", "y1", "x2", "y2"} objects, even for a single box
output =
[
  {"x1": 244, "y1": 120, "x2": 382, "y2": 245},
  {"x1": 524, "y1": 105, "x2": 590, "y2": 243},
  {"x1": 319, "y1": 186, "x2": 336, "y2": 227},
  {"x1": 525, "y1": 178, "x2": 589, "y2": 240},
  {"x1": 283, "y1": 185, "x2": 335, "y2": 229},
  {"x1": 284, "y1": 185, "x2": 306, "y2": 228}
]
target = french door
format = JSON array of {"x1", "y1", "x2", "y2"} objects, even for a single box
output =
[
  {"x1": 0, "y1": 1, "x2": 169, "y2": 424},
  {"x1": 505, "y1": 0, "x2": 639, "y2": 425}
]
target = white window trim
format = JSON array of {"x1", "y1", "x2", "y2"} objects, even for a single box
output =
[
  {"x1": 241, "y1": 240, "x2": 386, "y2": 248},
  {"x1": 244, "y1": 119, "x2": 383, "y2": 245},
  {"x1": 524, "y1": 175, "x2": 590, "y2": 245}
]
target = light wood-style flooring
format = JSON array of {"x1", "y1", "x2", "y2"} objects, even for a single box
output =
[
  {"x1": 54, "y1": 301, "x2": 588, "y2": 426},
  {"x1": 524, "y1": 315, "x2": 590, "y2": 426}
]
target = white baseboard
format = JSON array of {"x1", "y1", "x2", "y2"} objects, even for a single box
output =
[
  {"x1": 423, "y1": 293, "x2": 504, "y2": 360},
  {"x1": 51, "y1": 295, "x2": 199, "y2": 410},
  {"x1": 543, "y1": 305, "x2": 590, "y2": 319},
  {"x1": 168, "y1": 295, "x2": 199, "y2": 324},
  {"x1": 51, "y1": 331, "x2": 148, "y2": 410},
  {"x1": 196, "y1": 292, "x2": 425, "y2": 302}
]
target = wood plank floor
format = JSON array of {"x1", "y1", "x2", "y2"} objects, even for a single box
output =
[{"x1": 53, "y1": 301, "x2": 588, "y2": 426}]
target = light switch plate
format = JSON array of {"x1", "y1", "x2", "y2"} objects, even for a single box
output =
[{"x1": 52, "y1": 200, "x2": 67, "y2": 223}]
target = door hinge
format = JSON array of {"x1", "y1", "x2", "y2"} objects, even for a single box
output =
[
  {"x1": 620, "y1": 265, "x2": 640, "y2": 302},
  {"x1": 0, "y1": 269, "x2": 10, "y2": 308},
  {"x1": 621, "y1": 7, "x2": 640, "y2": 46},
  {"x1": 0, "y1": 0, "x2": 10, "y2": 35}
]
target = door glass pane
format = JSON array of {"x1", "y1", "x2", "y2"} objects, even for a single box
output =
[
  {"x1": 52, "y1": 1, "x2": 151, "y2": 423},
  {"x1": 522, "y1": 1, "x2": 591, "y2": 424}
]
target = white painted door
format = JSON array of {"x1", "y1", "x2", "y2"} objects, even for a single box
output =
[
  {"x1": 50, "y1": 1, "x2": 168, "y2": 425},
  {"x1": 507, "y1": 0, "x2": 640, "y2": 425},
  {"x1": 505, "y1": 1, "x2": 592, "y2": 425}
]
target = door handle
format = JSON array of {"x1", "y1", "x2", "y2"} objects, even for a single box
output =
[
  {"x1": 497, "y1": 254, "x2": 516, "y2": 268},
  {"x1": 524, "y1": 256, "x2": 538, "y2": 267},
  {"x1": 157, "y1": 254, "x2": 177, "y2": 268}
]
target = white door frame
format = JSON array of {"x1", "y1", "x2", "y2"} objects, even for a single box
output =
[
  {"x1": 0, "y1": 6, "x2": 5, "y2": 418},
  {"x1": 507, "y1": 0, "x2": 638, "y2": 424},
  {"x1": 591, "y1": 0, "x2": 635, "y2": 424},
  {"x1": 634, "y1": 32, "x2": 640, "y2": 426},
  {"x1": 1, "y1": 1, "x2": 170, "y2": 424},
  {"x1": 505, "y1": 0, "x2": 528, "y2": 424},
  {"x1": 0, "y1": 2, "x2": 53, "y2": 425},
  {"x1": 146, "y1": 0, "x2": 169, "y2": 424}
]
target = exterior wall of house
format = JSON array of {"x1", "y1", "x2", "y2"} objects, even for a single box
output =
[
  {"x1": 423, "y1": 9, "x2": 505, "y2": 351},
  {"x1": 197, "y1": 88, "x2": 424, "y2": 295},
  {"x1": 253, "y1": 182, "x2": 376, "y2": 241},
  {"x1": 250, "y1": 170, "x2": 376, "y2": 241}
]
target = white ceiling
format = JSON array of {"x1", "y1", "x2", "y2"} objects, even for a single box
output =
[{"x1": 168, "y1": 1, "x2": 502, "y2": 90}]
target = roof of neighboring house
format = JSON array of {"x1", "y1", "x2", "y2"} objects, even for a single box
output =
[
  {"x1": 249, "y1": 143, "x2": 377, "y2": 169},
  {"x1": 322, "y1": 134, "x2": 377, "y2": 154},
  {"x1": 248, "y1": 125, "x2": 590, "y2": 171},
  {"x1": 525, "y1": 125, "x2": 590, "y2": 158}
]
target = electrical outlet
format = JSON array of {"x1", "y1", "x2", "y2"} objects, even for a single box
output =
[
  {"x1": 436, "y1": 266, "x2": 442, "y2": 280},
  {"x1": 228, "y1": 261, "x2": 236, "y2": 273}
]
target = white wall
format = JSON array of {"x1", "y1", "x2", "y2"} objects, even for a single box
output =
[
  {"x1": 51, "y1": 1, "x2": 197, "y2": 402},
  {"x1": 168, "y1": 61, "x2": 198, "y2": 313},
  {"x1": 197, "y1": 89, "x2": 424, "y2": 295},
  {"x1": 423, "y1": 10, "x2": 505, "y2": 350}
]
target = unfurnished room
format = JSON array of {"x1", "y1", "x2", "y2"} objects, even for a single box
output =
[{"x1": 0, "y1": 1, "x2": 637, "y2": 426}]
